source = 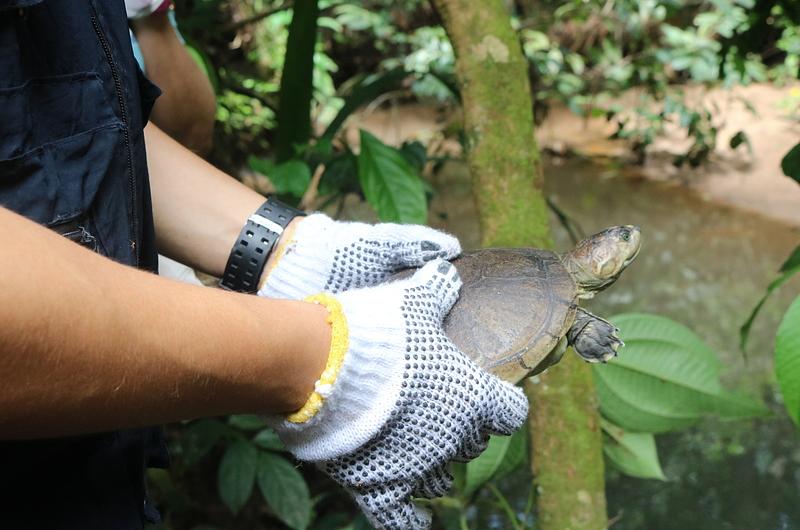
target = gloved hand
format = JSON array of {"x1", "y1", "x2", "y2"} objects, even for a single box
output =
[
  {"x1": 270, "y1": 259, "x2": 528, "y2": 530},
  {"x1": 258, "y1": 213, "x2": 461, "y2": 300},
  {"x1": 124, "y1": 0, "x2": 170, "y2": 19}
]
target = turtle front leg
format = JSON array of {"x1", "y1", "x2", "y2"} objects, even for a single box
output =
[{"x1": 567, "y1": 308, "x2": 624, "y2": 363}]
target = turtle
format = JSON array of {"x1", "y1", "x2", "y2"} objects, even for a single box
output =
[{"x1": 395, "y1": 225, "x2": 641, "y2": 383}]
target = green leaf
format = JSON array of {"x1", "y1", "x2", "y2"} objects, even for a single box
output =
[
  {"x1": 463, "y1": 435, "x2": 512, "y2": 497},
  {"x1": 229, "y1": 414, "x2": 266, "y2": 431},
  {"x1": 319, "y1": 151, "x2": 359, "y2": 196},
  {"x1": 780, "y1": 142, "x2": 800, "y2": 185},
  {"x1": 218, "y1": 440, "x2": 258, "y2": 514},
  {"x1": 780, "y1": 244, "x2": 800, "y2": 273},
  {"x1": 740, "y1": 244, "x2": 800, "y2": 352},
  {"x1": 493, "y1": 427, "x2": 528, "y2": 479},
  {"x1": 595, "y1": 313, "x2": 767, "y2": 433},
  {"x1": 257, "y1": 452, "x2": 312, "y2": 530},
  {"x1": 450, "y1": 459, "x2": 466, "y2": 492},
  {"x1": 594, "y1": 364, "x2": 701, "y2": 432},
  {"x1": 776, "y1": 295, "x2": 800, "y2": 426},
  {"x1": 422, "y1": 69, "x2": 461, "y2": 103},
  {"x1": 601, "y1": 418, "x2": 666, "y2": 480},
  {"x1": 709, "y1": 389, "x2": 770, "y2": 418},
  {"x1": 249, "y1": 157, "x2": 312, "y2": 199},
  {"x1": 357, "y1": 130, "x2": 427, "y2": 223},
  {"x1": 182, "y1": 419, "x2": 235, "y2": 465},
  {"x1": 399, "y1": 140, "x2": 428, "y2": 172},
  {"x1": 253, "y1": 428, "x2": 285, "y2": 451},
  {"x1": 270, "y1": 160, "x2": 312, "y2": 199}
]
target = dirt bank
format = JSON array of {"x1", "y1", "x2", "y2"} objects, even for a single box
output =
[{"x1": 347, "y1": 83, "x2": 800, "y2": 228}]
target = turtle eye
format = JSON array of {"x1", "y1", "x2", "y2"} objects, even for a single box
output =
[{"x1": 620, "y1": 229, "x2": 631, "y2": 242}]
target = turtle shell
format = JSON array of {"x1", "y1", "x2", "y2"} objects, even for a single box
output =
[{"x1": 443, "y1": 248, "x2": 578, "y2": 383}]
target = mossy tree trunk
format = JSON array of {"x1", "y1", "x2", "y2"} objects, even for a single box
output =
[{"x1": 431, "y1": 2, "x2": 608, "y2": 529}]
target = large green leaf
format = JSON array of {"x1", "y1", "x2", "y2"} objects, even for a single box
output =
[
  {"x1": 257, "y1": 452, "x2": 312, "y2": 530},
  {"x1": 463, "y1": 435, "x2": 512, "y2": 497},
  {"x1": 740, "y1": 244, "x2": 800, "y2": 352},
  {"x1": 776, "y1": 295, "x2": 800, "y2": 426},
  {"x1": 594, "y1": 366, "x2": 700, "y2": 433},
  {"x1": 218, "y1": 440, "x2": 258, "y2": 514},
  {"x1": 780, "y1": 142, "x2": 800, "y2": 185},
  {"x1": 357, "y1": 130, "x2": 427, "y2": 223},
  {"x1": 601, "y1": 418, "x2": 666, "y2": 480},
  {"x1": 595, "y1": 313, "x2": 767, "y2": 433}
]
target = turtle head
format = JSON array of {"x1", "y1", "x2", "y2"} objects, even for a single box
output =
[{"x1": 562, "y1": 225, "x2": 641, "y2": 299}]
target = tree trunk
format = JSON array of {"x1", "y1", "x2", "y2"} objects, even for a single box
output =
[
  {"x1": 432, "y1": 1, "x2": 549, "y2": 247},
  {"x1": 526, "y1": 357, "x2": 607, "y2": 530},
  {"x1": 431, "y1": 1, "x2": 608, "y2": 529}
]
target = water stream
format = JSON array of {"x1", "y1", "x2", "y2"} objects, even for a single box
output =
[{"x1": 427, "y1": 157, "x2": 800, "y2": 530}]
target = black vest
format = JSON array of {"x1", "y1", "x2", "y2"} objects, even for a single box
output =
[{"x1": 0, "y1": 1, "x2": 167, "y2": 527}]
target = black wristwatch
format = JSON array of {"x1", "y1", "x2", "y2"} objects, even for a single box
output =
[{"x1": 219, "y1": 197, "x2": 306, "y2": 293}]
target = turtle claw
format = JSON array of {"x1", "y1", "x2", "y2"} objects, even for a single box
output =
[{"x1": 568, "y1": 312, "x2": 625, "y2": 363}]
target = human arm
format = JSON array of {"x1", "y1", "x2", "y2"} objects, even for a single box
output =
[
  {"x1": 145, "y1": 122, "x2": 268, "y2": 277},
  {"x1": 0, "y1": 206, "x2": 329, "y2": 439},
  {"x1": 144, "y1": 122, "x2": 460, "y2": 295},
  {"x1": 132, "y1": 11, "x2": 216, "y2": 155},
  {"x1": 0, "y1": 192, "x2": 520, "y2": 529}
]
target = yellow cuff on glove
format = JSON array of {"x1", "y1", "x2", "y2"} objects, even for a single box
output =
[{"x1": 287, "y1": 293, "x2": 349, "y2": 423}]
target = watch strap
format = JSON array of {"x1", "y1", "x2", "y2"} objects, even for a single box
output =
[{"x1": 219, "y1": 198, "x2": 306, "y2": 293}]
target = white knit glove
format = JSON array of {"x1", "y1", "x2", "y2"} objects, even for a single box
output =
[
  {"x1": 270, "y1": 259, "x2": 528, "y2": 530},
  {"x1": 258, "y1": 213, "x2": 461, "y2": 300}
]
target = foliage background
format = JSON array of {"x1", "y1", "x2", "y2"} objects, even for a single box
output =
[{"x1": 149, "y1": 1, "x2": 800, "y2": 529}]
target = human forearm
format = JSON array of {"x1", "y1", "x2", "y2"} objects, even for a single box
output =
[
  {"x1": 0, "y1": 207, "x2": 328, "y2": 439},
  {"x1": 133, "y1": 12, "x2": 216, "y2": 155},
  {"x1": 146, "y1": 123, "x2": 300, "y2": 280}
]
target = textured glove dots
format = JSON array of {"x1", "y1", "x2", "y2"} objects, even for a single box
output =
[
  {"x1": 270, "y1": 259, "x2": 529, "y2": 530},
  {"x1": 258, "y1": 214, "x2": 461, "y2": 300}
]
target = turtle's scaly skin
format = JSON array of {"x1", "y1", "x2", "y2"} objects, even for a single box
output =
[{"x1": 442, "y1": 249, "x2": 577, "y2": 383}]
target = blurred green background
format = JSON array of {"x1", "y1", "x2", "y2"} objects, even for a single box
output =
[{"x1": 149, "y1": 1, "x2": 800, "y2": 529}]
